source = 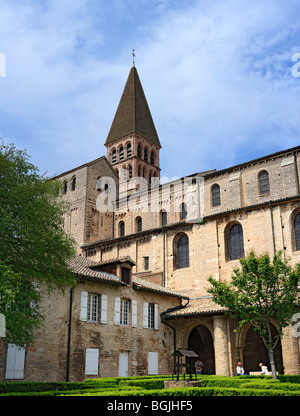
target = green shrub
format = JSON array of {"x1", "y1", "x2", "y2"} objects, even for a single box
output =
[
  {"x1": 278, "y1": 375, "x2": 300, "y2": 384},
  {"x1": 67, "y1": 386, "x2": 300, "y2": 397},
  {"x1": 0, "y1": 382, "x2": 86, "y2": 394},
  {"x1": 243, "y1": 381, "x2": 300, "y2": 391}
]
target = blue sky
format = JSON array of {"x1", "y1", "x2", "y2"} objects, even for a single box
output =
[{"x1": 0, "y1": 0, "x2": 300, "y2": 180}]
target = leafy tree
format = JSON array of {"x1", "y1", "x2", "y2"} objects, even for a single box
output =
[
  {"x1": 0, "y1": 142, "x2": 76, "y2": 346},
  {"x1": 208, "y1": 251, "x2": 300, "y2": 379}
]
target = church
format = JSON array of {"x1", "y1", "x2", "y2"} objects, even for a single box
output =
[{"x1": 1, "y1": 64, "x2": 300, "y2": 381}]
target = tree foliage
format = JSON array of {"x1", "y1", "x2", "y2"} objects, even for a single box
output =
[
  {"x1": 0, "y1": 142, "x2": 76, "y2": 346},
  {"x1": 208, "y1": 250, "x2": 300, "y2": 378}
]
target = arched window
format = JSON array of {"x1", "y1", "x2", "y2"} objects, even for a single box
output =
[
  {"x1": 71, "y1": 176, "x2": 76, "y2": 191},
  {"x1": 227, "y1": 223, "x2": 244, "y2": 261},
  {"x1": 137, "y1": 144, "x2": 142, "y2": 158},
  {"x1": 180, "y1": 203, "x2": 187, "y2": 220},
  {"x1": 144, "y1": 147, "x2": 148, "y2": 162},
  {"x1": 150, "y1": 151, "x2": 155, "y2": 165},
  {"x1": 119, "y1": 146, "x2": 124, "y2": 161},
  {"x1": 211, "y1": 184, "x2": 221, "y2": 207},
  {"x1": 259, "y1": 170, "x2": 270, "y2": 195},
  {"x1": 161, "y1": 209, "x2": 167, "y2": 226},
  {"x1": 295, "y1": 213, "x2": 300, "y2": 251},
  {"x1": 175, "y1": 234, "x2": 190, "y2": 269},
  {"x1": 136, "y1": 217, "x2": 142, "y2": 233},
  {"x1": 119, "y1": 221, "x2": 125, "y2": 237},
  {"x1": 112, "y1": 149, "x2": 117, "y2": 164},
  {"x1": 127, "y1": 143, "x2": 132, "y2": 158},
  {"x1": 62, "y1": 180, "x2": 68, "y2": 194}
]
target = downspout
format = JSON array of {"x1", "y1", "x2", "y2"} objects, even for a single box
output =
[
  {"x1": 162, "y1": 228, "x2": 166, "y2": 287},
  {"x1": 66, "y1": 286, "x2": 74, "y2": 382},
  {"x1": 160, "y1": 299, "x2": 190, "y2": 368},
  {"x1": 294, "y1": 151, "x2": 300, "y2": 195},
  {"x1": 269, "y1": 202, "x2": 276, "y2": 255}
]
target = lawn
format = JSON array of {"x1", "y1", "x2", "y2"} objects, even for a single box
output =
[{"x1": 1, "y1": 374, "x2": 300, "y2": 396}]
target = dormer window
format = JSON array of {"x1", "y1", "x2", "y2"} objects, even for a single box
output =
[{"x1": 121, "y1": 267, "x2": 131, "y2": 285}]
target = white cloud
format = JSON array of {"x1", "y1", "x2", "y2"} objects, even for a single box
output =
[{"x1": 0, "y1": 0, "x2": 299, "y2": 179}]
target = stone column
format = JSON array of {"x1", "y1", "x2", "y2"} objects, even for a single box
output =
[
  {"x1": 281, "y1": 324, "x2": 300, "y2": 375},
  {"x1": 213, "y1": 315, "x2": 230, "y2": 376}
]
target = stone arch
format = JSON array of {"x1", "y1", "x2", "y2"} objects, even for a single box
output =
[
  {"x1": 188, "y1": 324, "x2": 215, "y2": 374},
  {"x1": 235, "y1": 321, "x2": 283, "y2": 374}
]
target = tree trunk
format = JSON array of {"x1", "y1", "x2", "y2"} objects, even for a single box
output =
[{"x1": 268, "y1": 348, "x2": 277, "y2": 379}]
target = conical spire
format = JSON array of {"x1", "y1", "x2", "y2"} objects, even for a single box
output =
[{"x1": 105, "y1": 66, "x2": 161, "y2": 148}]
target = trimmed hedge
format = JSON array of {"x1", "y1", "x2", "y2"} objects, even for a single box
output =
[
  {"x1": 2, "y1": 374, "x2": 300, "y2": 396},
  {"x1": 67, "y1": 386, "x2": 300, "y2": 397},
  {"x1": 0, "y1": 382, "x2": 87, "y2": 393}
]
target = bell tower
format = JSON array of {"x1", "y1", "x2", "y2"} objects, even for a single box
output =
[{"x1": 105, "y1": 65, "x2": 161, "y2": 196}]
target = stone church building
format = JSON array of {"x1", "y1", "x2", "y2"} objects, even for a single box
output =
[{"x1": 1, "y1": 64, "x2": 300, "y2": 381}]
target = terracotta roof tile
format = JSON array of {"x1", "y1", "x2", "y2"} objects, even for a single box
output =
[
  {"x1": 67, "y1": 255, "x2": 188, "y2": 299},
  {"x1": 163, "y1": 297, "x2": 227, "y2": 318}
]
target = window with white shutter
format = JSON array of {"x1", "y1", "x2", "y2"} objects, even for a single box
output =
[
  {"x1": 145, "y1": 303, "x2": 158, "y2": 329},
  {"x1": 81, "y1": 292, "x2": 106, "y2": 324},
  {"x1": 5, "y1": 344, "x2": 25, "y2": 379},
  {"x1": 85, "y1": 348, "x2": 99, "y2": 375},
  {"x1": 120, "y1": 299, "x2": 129, "y2": 326}
]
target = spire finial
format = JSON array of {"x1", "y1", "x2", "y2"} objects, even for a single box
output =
[{"x1": 132, "y1": 49, "x2": 136, "y2": 66}]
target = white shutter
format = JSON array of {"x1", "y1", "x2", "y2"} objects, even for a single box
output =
[
  {"x1": 5, "y1": 344, "x2": 25, "y2": 379},
  {"x1": 100, "y1": 295, "x2": 108, "y2": 324},
  {"x1": 80, "y1": 291, "x2": 88, "y2": 321},
  {"x1": 0, "y1": 313, "x2": 6, "y2": 337},
  {"x1": 143, "y1": 302, "x2": 148, "y2": 328},
  {"x1": 154, "y1": 303, "x2": 159, "y2": 330},
  {"x1": 114, "y1": 297, "x2": 121, "y2": 325},
  {"x1": 148, "y1": 352, "x2": 159, "y2": 375},
  {"x1": 132, "y1": 300, "x2": 137, "y2": 327},
  {"x1": 5, "y1": 344, "x2": 16, "y2": 379},
  {"x1": 14, "y1": 347, "x2": 25, "y2": 379},
  {"x1": 85, "y1": 348, "x2": 99, "y2": 375}
]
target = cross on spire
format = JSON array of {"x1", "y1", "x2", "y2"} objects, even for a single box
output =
[{"x1": 132, "y1": 49, "x2": 136, "y2": 66}]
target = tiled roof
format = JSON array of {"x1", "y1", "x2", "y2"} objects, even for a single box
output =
[
  {"x1": 105, "y1": 66, "x2": 161, "y2": 147},
  {"x1": 162, "y1": 297, "x2": 227, "y2": 318},
  {"x1": 90, "y1": 256, "x2": 136, "y2": 268},
  {"x1": 132, "y1": 276, "x2": 189, "y2": 300},
  {"x1": 67, "y1": 255, "x2": 188, "y2": 299},
  {"x1": 67, "y1": 256, "x2": 124, "y2": 285}
]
